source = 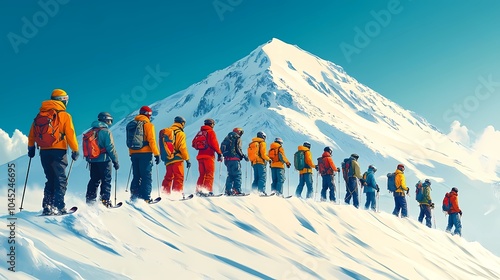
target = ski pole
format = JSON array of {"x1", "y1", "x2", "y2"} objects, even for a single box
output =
[
  {"x1": 376, "y1": 191, "x2": 380, "y2": 212},
  {"x1": 19, "y1": 157, "x2": 32, "y2": 211},
  {"x1": 156, "y1": 164, "x2": 160, "y2": 197},
  {"x1": 66, "y1": 159, "x2": 74, "y2": 183},
  {"x1": 114, "y1": 169, "x2": 118, "y2": 206},
  {"x1": 219, "y1": 161, "x2": 222, "y2": 192},
  {"x1": 287, "y1": 167, "x2": 290, "y2": 197},
  {"x1": 432, "y1": 208, "x2": 437, "y2": 229},
  {"x1": 315, "y1": 172, "x2": 319, "y2": 201},
  {"x1": 125, "y1": 165, "x2": 132, "y2": 192}
]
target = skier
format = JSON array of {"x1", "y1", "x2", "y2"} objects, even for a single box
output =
[
  {"x1": 295, "y1": 142, "x2": 315, "y2": 199},
  {"x1": 269, "y1": 137, "x2": 291, "y2": 196},
  {"x1": 221, "y1": 128, "x2": 248, "y2": 195},
  {"x1": 344, "y1": 154, "x2": 361, "y2": 208},
  {"x1": 318, "y1": 146, "x2": 337, "y2": 202},
  {"x1": 392, "y1": 164, "x2": 409, "y2": 217},
  {"x1": 248, "y1": 131, "x2": 271, "y2": 195},
  {"x1": 363, "y1": 165, "x2": 379, "y2": 211}
]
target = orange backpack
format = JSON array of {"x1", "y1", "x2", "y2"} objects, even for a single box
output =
[{"x1": 83, "y1": 128, "x2": 106, "y2": 160}]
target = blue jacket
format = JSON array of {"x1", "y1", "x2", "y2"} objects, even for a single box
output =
[
  {"x1": 87, "y1": 121, "x2": 119, "y2": 164},
  {"x1": 363, "y1": 170, "x2": 377, "y2": 193}
]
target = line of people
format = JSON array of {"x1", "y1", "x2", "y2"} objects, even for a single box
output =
[{"x1": 26, "y1": 89, "x2": 462, "y2": 236}]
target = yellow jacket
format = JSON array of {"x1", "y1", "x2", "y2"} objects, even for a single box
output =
[
  {"x1": 269, "y1": 142, "x2": 290, "y2": 168},
  {"x1": 164, "y1": 122, "x2": 189, "y2": 165},
  {"x1": 394, "y1": 169, "x2": 408, "y2": 194},
  {"x1": 128, "y1": 114, "x2": 160, "y2": 156},
  {"x1": 298, "y1": 145, "x2": 314, "y2": 175},
  {"x1": 28, "y1": 100, "x2": 78, "y2": 152}
]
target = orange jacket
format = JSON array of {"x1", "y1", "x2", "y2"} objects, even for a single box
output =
[
  {"x1": 195, "y1": 125, "x2": 222, "y2": 160},
  {"x1": 319, "y1": 151, "x2": 337, "y2": 175},
  {"x1": 248, "y1": 137, "x2": 270, "y2": 165},
  {"x1": 163, "y1": 122, "x2": 189, "y2": 165},
  {"x1": 447, "y1": 190, "x2": 462, "y2": 214},
  {"x1": 298, "y1": 145, "x2": 314, "y2": 175},
  {"x1": 28, "y1": 100, "x2": 78, "y2": 152},
  {"x1": 269, "y1": 142, "x2": 290, "y2": 168},
  {"x1": 128, "y1": 114, "x2": 160, "y2": 156}
]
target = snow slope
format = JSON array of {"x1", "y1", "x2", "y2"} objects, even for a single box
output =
[{"x1": 1, "y1": 189, "x2": 500, "y2": 279}]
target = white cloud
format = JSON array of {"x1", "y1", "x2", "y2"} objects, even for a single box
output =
[
  {"x1": 0, "y1": 128, "x2": 28, "y2": 165},
  {"x1": 447, "y1": 120, "x2": 470, "y2": 145},
  {"x1": 472, "y1": 125, "x2": 500, "y2": 172}
]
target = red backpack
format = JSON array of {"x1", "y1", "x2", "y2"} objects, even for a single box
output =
[
  {"x1": 192, "y1": 130, "x2": 209, "y2": 150},
  {"x1": 317, "y1": 157, "x2": 331, "y2": 175},
  {"x1": 83, "y1": 128, "x2": 106, "y2": 159},
  {"x1": 32, "y1": 109, "x2": 61, "y2": 148}
]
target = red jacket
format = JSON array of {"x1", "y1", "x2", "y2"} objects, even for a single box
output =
[
  {"x1": 319, "y1": 151, "x2": 337, "y2": 175},
  {"x1": 447, "y1": 190, "x2": 462, "y2": 214},
  {"x1": 195, "y1": 125, "x2": 222, "y2": 160}
]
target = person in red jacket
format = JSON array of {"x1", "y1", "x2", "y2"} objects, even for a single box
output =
[
  {"x1": 193, "y1": 119, "x2": 223, "y2": 196},
  {"x1": 445, "y1": 187, "x2": 462, "y2": 236},
  {"x1": 318, "y1": 146, "x2": 338, "y2": 202}
]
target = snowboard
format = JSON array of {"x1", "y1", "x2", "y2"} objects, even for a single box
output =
[{"x1": 39, "y1": 206, "x2": 78, "y2": 217}]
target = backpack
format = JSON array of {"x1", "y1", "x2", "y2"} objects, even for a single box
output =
[
  {"x1": 317, "y1": 157, "x2": 331, "y2": 176},
  {"x1": 247, "y1": 141, "x2": 261, "y2": 162},
  {"x1": 442, "y1": 193, "x2": 452, "y2": 212},
  {"x1": 32, "y1": 109, "x2": 61, "y2": 148},
  {"x1": 269, "y1": 146, "x2": 281, "y2": 163},
  {"x1": 415, "y1": 181, "x2": 424, "y2": 202},
  {"x1": 220, "y1": 133, "x2": 238, "y2": 157},
  {"x1": 159, "y1": 128, "x2": 180, "y2": 161},
  {"x1": 341, "y1": 158, "x2": 351, "y2": 181},
  {"x1": 360, "y1": 172, "x2": 368, "y2": 185},
  {"x1": 387, "y1": 172, "x2": 396, "y2": 192},
  {"x1": 192, "y1": 130, "x2": 209, "y2": 150},
  {"x1": 82, "y1": 128, "x2": 106, "y2": 160},
  {"x1": 126, "y1": 120, "x2": 146, "y2": 150},
  {"x1": 294, "y1": 150, "x2": 306, "y2": 170}
]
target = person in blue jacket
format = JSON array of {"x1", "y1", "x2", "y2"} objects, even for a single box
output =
[
  {"x1": 363, "y1": 165, "x2": 379, "y2": 211},
  {"x1": 85, "y1": 112, "x2": 119, "y2": 207}
]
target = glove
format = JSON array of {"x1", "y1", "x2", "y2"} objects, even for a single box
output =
[
  {"x1": 406, "y1": 188, "x2": 410, "y2": 195},
  {"x1": 315, "y1": 165, "x2": 319, "y2": 171},
  {"x1": 154, "y1": 155, "x2": 160, "y2": 165},
  {"x1": 217, "y1": 153, "x2": 223, "y2": 162},
  {"x1": 459, "y1": 210, "x2": 463, "y2": 216},
  {"x1": 243, "y1": 155, "x2": 249, "y2": 162},
  {"x1": 337, "y1": 168, "x2": 341, "y2": 173},
  {"x1": 430, "y1": 202, "x2": 435, "y2": 209},
  {"x1": 376, "y1": 184, "x2": 380, "y2": 192},
  {"x1": 186, "y1": 160, "x2": 191, "y2": 168},
  {"x1": 286, "y1": 162, "x2": 291, "y2": 168},
  {"x1": 71, "y1": 151, "x2": 79, "y2": 161},
  {"x1": 28, "y1": 146, "x2": 35, "y2": 158},
  {"x1": 113, "y1": 161, "x2": 119, "y2": 170}
]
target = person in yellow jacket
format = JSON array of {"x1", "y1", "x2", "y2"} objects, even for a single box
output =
[
  {"x1": 27, "y1": 89, "x2": 79, "y2": 215},
  {"x1": 392, "y1": 164, "x2": 409, "y2": 217},
  {"x1": 127, "y1": 106, "x2": 160, "y2": 202},
  {"x1": 268, "y1": 137, "x2": 291, "y2": 196},
  {"x1": 248, "y1": 131, "x2": 271, "y2": 195},
  {"x1": 295, "y1": 141, "x2": 315, "y2": 199},
  {"x1": 161, "y1": 116, "x2": 191, "y2": 195}
]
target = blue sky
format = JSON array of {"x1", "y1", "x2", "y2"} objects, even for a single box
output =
[{"x1": 2, "y1": 0, "x2": 500, "y2": 138}]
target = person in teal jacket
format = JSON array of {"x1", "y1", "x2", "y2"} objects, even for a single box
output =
[
  {"x1": 85, "y1": 112, "x2": 119, "y2": 207},
  {"x1": 363, "y1": 165, "x2": 379, "y2": 211}
]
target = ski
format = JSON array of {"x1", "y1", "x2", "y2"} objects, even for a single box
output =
[
  {"x1": 108, "y1": 202, "x2": 123, "y2": 208},
  {"x1": 196, "y1": 193, "x2": 224, "y2": 197},
  {"x1": 259, "y1": 193, "x2": 276, "y2": 197},
  {"x1": 226, "y1": 193, "x2": 250, "y2": 197},
  {"x1": 38, "y1": 206, "x2": 78, "y2": 217},
  {"x1": 168, "y1": 194, "x2": 194, "y2": 201},
  {"x1": 147, "y1": 197, "x2": 162, "y2": 204}
]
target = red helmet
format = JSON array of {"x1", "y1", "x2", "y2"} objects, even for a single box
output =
[
  {"x1": 233, "y1": 127, "x2": 244, "y2": 136},
  {"x1": 397, "y1": 164, "x2": 405, "y2": 170},
  {"x1": 139, "y1": 106, "x2": 152, "y2": 117}
]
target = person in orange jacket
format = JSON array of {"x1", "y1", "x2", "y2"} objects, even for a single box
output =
[
  {"x1": 161, "y1": 116, "x2": 190, "y2": 195},
  {"x1": 295, "y1": 141, "x2": 315, "y2": 199},
  {"x1": 445, "y1": 187, "x2": 462, "y2": 236},
  {"x1": 318, "y1": 146, "x2": 338, "y2": 202},
  {"x1": 392, "y1": 164, "x2": 409, "y2": 217},
  {"x1": 128, "y1": 106, "x2": 160, "y2": 202},
  {"x1": 268, "y1": 137, "x2": 291, "y2": 196},
  {"x1": 193, "y1": 119, "x2": 222, "y2": 196},
  {"x1": 27, "y1": 89, "x2": 79, "y2": 215},
  {"x1": 248, "y1": 131, "x2": 271, "y2": 195}
]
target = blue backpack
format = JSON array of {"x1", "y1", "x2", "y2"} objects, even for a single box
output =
[
  {"x1": 415, "y1": 181, "x2": 424, "y2": 202},
  {"x1": 387, "y1": 173, "x2": 396, "y2": 192}
]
